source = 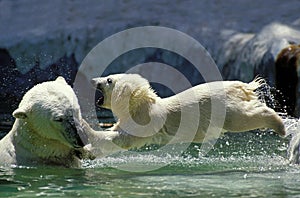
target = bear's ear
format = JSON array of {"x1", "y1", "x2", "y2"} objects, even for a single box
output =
[
  {"x1": 12, "y1": 109, "x2": 28, "y2": 119},
  {"x1": 55, "y1": 76, "x2": 67, "y2": 85}
]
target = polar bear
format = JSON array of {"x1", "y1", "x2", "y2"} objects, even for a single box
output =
[
  {"x1": 91, "y1": 73, "x2": 285, "y2": 146},
  {"x1": 0, "y1": 77, "x2": 94, "y2": 167}
]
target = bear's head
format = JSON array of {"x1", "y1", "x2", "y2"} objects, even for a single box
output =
[
  {"x1": 91, "y1": 74, "x2": 126, "y2": 109},
  {"x1": 12, "y1": 77, "x2": 87, "y2": 153},
  {"x1": 91, "y1": 73, "x2": 158, "y2": 126}
]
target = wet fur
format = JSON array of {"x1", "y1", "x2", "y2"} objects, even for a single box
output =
[{"x1": 93, "y1": 74, "x2": 285, "y2": 149}]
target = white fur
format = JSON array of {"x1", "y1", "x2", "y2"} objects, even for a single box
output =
[
  {"x1": 92, "y1": 74, "x2": 286, "y2": 148},
  {"x1": 0, "y1": 77, "x2": 93, "y2": 167},
  {"x1": 80, "y1": 119, "x2": 149, "y2": 157}
]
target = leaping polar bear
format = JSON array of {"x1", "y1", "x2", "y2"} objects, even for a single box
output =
[{"x1": 91, "y1": 73, "x2": 285, "y2": 149}]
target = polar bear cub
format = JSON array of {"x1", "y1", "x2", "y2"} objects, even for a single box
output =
[
  {"x1": 0, "y1": 77, "x2": 94, "y2": 167},
  {"x1": 92, "y1": 74, "x2": 285, "y2": 146}
]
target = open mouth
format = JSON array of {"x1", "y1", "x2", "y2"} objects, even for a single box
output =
[
  {"x1": 95, "y1": 89, "x2": 104, "y2": 107},
  {"x1": 91, "y1": 78, "x2": 104, "y2": 107}
]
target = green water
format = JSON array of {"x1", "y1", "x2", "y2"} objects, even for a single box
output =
[{"x1": 1, "y1": 130, "x2": 300, "y2": 197}]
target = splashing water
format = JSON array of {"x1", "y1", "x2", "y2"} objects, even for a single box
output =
[
  {"x1": 2, "y1": 100, "x2": 300, "y2": 197},
  {"x1": 283, "y1": 117, "x2": 299, "y2": 137},
  {"x1": 255, "y1": 81, "x2": 299, "y2": 139},
  {"x1": 255, "y1": 80, "x2": 287, "y2": 114}
]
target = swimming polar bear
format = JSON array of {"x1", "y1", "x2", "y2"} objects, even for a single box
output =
[
  {"x1": 0, "y1": 77, "x2": 94, "y2": 167},
  {"x1": 91, "y1": 73, "x2": 286, "y2": 147}
]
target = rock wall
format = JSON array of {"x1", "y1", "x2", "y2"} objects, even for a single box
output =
[
  {"x1": 215, "y1": 23, "x2": 300, "y2": 116},
  {"x1": 1, "y1": 0, "x2": 300, "y2": 130}
]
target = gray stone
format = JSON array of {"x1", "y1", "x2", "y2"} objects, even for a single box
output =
[{"x1": 1, "y1": 0, "x2": 300, "y2": 123}]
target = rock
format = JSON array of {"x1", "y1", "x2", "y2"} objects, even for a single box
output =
[
  {"x1": 275, "y1": 44, "x2": 300, "y2": 116},
  {"x1": 216, "y1": 23, "x2": 300, "y2": 116},
  {"x1": 1, "y1": 0, "x2": 300, "y2": 127}
]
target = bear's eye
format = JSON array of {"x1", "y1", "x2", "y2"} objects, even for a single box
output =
[{"x1": 107, "y1": 78, "x2": 113, "y2": 84}]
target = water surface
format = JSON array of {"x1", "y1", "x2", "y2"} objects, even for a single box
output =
[{"x1": 1, "y1": 126, "x2": 300, "y2": 197}]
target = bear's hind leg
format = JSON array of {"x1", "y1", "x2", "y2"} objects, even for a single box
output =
[
  {"x1": 242, "y1": 106, "x2": 285, "y2": 136},
  {"x1": 224, "y1": 105, "x2": 285, "y2": 136},
  {"x1": 259, "y1": 107, "x2": 286, "y2": 136}
]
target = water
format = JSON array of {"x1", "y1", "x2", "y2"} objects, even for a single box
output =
[{"x1": 1, "y1": 125, "x2": 300, "y2": 197}]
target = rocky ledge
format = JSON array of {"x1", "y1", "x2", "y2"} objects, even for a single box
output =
[{"x1": 1, "y1": 0, "x2": 300, "y2": 132}]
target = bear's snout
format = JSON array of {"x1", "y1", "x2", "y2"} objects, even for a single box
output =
[
  {"x1": 63, "y1": 118, "x2": 85, "y2": 148},
  {"x1": 91, "y1": 78, "x2": 102, "y2": 90}
]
